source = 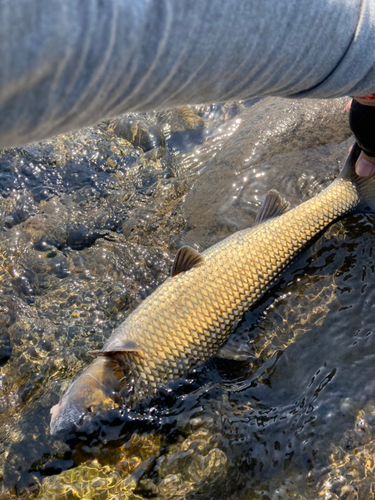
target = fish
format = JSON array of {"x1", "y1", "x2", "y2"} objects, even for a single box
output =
[{"x1": 50, "y1": 142, "x2": 371, "y2": 437}]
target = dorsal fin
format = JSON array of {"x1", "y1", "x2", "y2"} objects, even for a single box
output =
[
  {"x1": 88, "y1": 340, "x2": 143, "y2": 358},
  {"x1": 253, "y1": 189, "x2": 290, "y2": 226},
  {"x1": 171, "y1": 246, "x2": 204, "y2": 277}
]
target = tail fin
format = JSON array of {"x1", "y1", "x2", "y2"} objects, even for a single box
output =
[{"x1": 338, "y1": 141, "x2": 375, "y2": 213}]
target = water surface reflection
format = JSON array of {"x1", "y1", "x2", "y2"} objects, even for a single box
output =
[{"x1": 2, "y1": 98, "x2": 374, "y2": 499}]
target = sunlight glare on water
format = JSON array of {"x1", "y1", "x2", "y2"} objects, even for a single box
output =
[{"x1": 2, "y1": 97, "x2": 375, "y2": 500}]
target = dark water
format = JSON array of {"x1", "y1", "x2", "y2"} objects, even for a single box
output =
[{"x1": 1, "y1": 98, "x2": 374, "y2": 500}]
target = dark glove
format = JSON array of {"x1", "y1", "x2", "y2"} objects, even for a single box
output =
[{"x1": 349, "y1": 99, "x2": 375, "y2": 157}]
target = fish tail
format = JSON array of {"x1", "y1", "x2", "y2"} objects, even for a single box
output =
[{"x1": 339, "y1": 141, "x2": 375, "y2": 213}]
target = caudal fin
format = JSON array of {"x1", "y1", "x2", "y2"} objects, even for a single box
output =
[{"x1": 338, "y1": 141, "x2": 375, "y2": 213}]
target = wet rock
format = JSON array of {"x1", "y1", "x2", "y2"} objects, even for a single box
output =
[
  {"x1": 158, "y1": 473, "x2": 193, "y2": 499},
  {"x1": 156, "y1": 107, "x2": 205, "y2": 133},
  {"x1": 155, "y1": 430, "x2": 228, "y2": 498},
  {"x1": 65, "y1": 225, "x2": 109, "y2": 250},
  {"x1": 37, "y1": 461, "x2": 139, "y2": 500},
  {"x1": 156, "y1": 107, "x2": 207, "y2": 152},
  {"x1": 37, "y1": 433, "x2": 161, "y2": 500},
  {"x1": 187, "y1": 448, "x2": 227, "y2": 484},
  {"x1": 0, "y1": 331, "x2": 11, "y2": 367},
  {"x1": 108, "y1": 117, "x2": 166, "y2": 159},
  {"x1": 311, "y1": 402, "x2": 375, "y2": 499}
]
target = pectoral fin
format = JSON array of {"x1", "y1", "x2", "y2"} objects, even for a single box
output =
[
  {"x1": 216, "y1": 343, "x2": 256, "y2": 361},
  {"x1": 88, "y1": 340, "x2": 143, "y2": 358},
  {"x1": 254, "y1": 189, "x2": 290, "y2": 226}
]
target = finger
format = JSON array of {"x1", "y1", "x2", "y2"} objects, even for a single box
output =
[
  {"x1": 353, "y1": 97, "x2": 375, "y2": 107},
  {"x1": 355, "y1": 151, "x2": 375, "y2": 177},
  {"x1": 346, "y1": 99, "x2": 352, "y2": 112}
]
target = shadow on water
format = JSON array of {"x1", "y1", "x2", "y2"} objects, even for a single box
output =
[{"x1": 2, "y1": 97, "x2": 375, "y2": 499}]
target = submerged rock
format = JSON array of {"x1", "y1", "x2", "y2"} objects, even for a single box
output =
[
  {"x1": 182, "y1": 97, "x2": 352, "y2": 247},
  {"x1": 37, "y1": 433, "x2": 160, "y2": 500},
  {"x1": 108, "y1": 117, "x2": 166, "y2": 160},
  {"x1": 0, "y1": 331, "x2": 12, "y2": 367}
]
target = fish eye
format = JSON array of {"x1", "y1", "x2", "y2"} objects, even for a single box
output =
[{"x1": 87, "y1": 406, "x2": 94, "y2": 413}]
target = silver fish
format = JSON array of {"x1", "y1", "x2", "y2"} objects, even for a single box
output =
[{"x1": 51, "y1": 143, "x2": 368, "y2": 436}]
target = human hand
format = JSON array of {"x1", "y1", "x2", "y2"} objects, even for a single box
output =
[{"x1": 347, "y1": 97, "x2": 375, "y2": 177}]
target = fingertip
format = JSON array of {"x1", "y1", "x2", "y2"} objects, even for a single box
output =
[{"x1": 355, "y1": 158, "x2": 375, "y2": 177}]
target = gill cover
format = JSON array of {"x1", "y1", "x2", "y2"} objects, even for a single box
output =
[{"x1": 50, "y1": 357, "x2": 125, "y2": 437}]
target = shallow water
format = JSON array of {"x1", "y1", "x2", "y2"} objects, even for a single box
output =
[{"x1": 1, "y1": 98, "x2": 375, "y2": 500}]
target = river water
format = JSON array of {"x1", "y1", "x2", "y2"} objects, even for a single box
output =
[{"x1": 1, "y1": 97, "x2": 374, "y2": 499}]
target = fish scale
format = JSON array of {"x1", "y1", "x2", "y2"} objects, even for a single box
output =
[
  {"x1": 106, "y1": 178, "x2": 359, "y2": 398},
  {"x1": 51, "y1": 143, "x2": 371, "y2": 436}
]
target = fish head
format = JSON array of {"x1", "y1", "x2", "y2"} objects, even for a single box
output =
[{"x1": 50, "y1": 356, "x2": 125, "y2": 437}]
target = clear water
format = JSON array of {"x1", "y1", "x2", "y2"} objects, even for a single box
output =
[{"x1": 1, "y1": 99, "x2": 373, "y2": 500}]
